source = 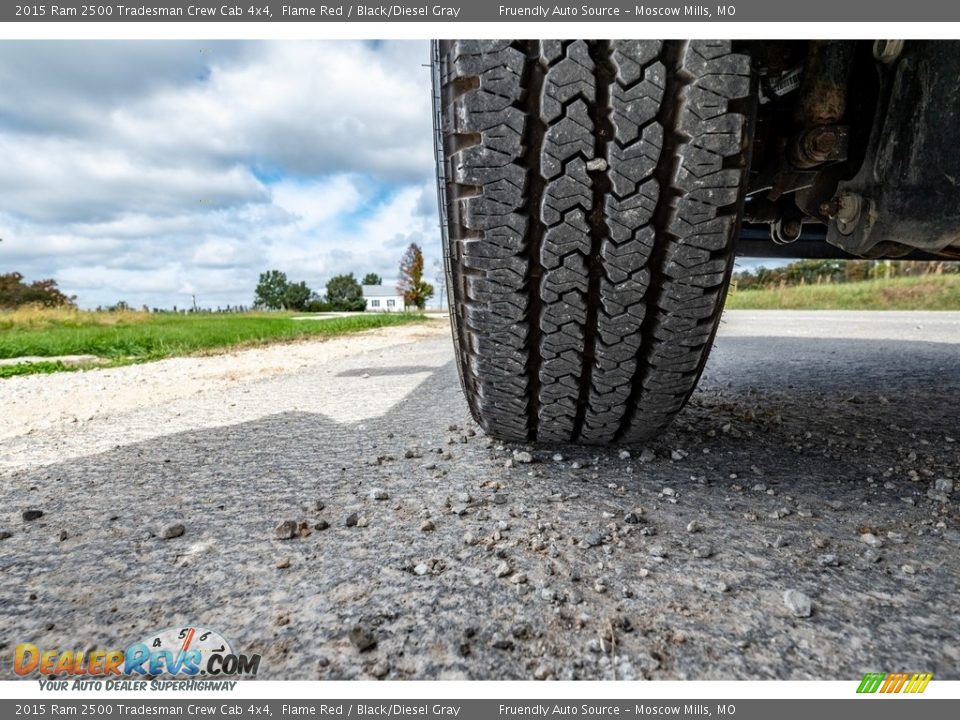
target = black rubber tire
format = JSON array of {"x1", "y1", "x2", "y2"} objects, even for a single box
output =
[{"x1": 433, "y1": 40, "x2": 754, "y2": 445}]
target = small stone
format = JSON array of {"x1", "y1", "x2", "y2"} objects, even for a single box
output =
[
  {"x1": 649, "y1": 545, "x2": 667, "y2": 558},
  {"x1": 618, "y1": 449, "x2": 631, "y2": 460},
  {"x1": 463, "y1": 532, "x2": 477, "y2": 545},
  {"x1": 345, "y1": 512, "x2": 359, "y2": 528},
  {"x1": 635, "y1": 652, "x2": 661, "y2": 671},
  {"x1": 370, "y1": 488, "x2": 389, "y2": 501},
  {"x1": 490, "y1": 633, "x2": 514, "y2": 650},
  {"x1": 349, "y1": 625, "x2": 377, "y2": 652},
  {"x1": 315, "y1": 520, "x2": 330, "y2": 531},
  {"x1": 420, "y1": 520, "x2": 435, "y2": 532},
  {"x1": 585, "y1": 158, "x2": 608, "y2": 172},
  {"x1": 582, "y1": 531, "x2": 604, "y2": 548},
  {"x1": 860, "y1": 532, "x2": 883, "y2": 547},
  {"x1": 404, "y1": 447, "x2": 423, "y2": 459},
  {"x1": 371, "y1": 660, "x2": 390, "y2": 678},
  {"x1": 783, "y1": 589, "x2": 812, "y2": 618},
  {"x1": 494, "y1": 561, "x2": 512, "y2": 578},
  {"x1": 934, "y1": 478, "x2": 953, "y2": 494},
  {"x1": 901, "y1": 564, "x2": 916, "y2": 574},
  {"x1": 162, "y1": 523, "x2": 185, "y2": 540},
  {"x1": 513, "y1": 450, "x2": 533, "y2": 464},
  {"x1": 21, "y1": 510, "x2": 44, "y2": 522},
  {"x1": 275, "y1": 557, "x2": 291, "y2": 569},
  {"x1": 0, "y1": 530, "x2": 12, "y2": 540},
  {"x1": 624, "y1": 512, "x2": 642, "y2": 525},
  {"x1": 686, "y1": 521, "x2": 701, "y2": 534},
  {"x1": 552, "y1": 453, "x2": 564, "y2": 462},
  {"x1": 315, "y1": 500, "x2": 326, "y2": 511},
  {"x1": 670, "y1": 450, "x2": 685, "y2": 461},
  {"x1": 357, "y1": 516, "x2": 369, "y2": 528},
  {"x1": 817, "y1": 554, "x2": 840, "y2": 567},
  {"x1": 510, "y1": 572, "x2": 528, "y2": 584},
  {"x1": 58, "y1": 530, "x2": 68, "y2": 542},
  {"x1": 414, "y1": 563, "x2": 430, "y2": 576},
  {"x1": 639, "y1": 449, "x2": 655, "y2": 463},
  {"x1": 274, "y1": 520, "x2": 297, "y2": 540},
  {"x1": 692, "y1": 545, "x2": 713, "y2": 559}
]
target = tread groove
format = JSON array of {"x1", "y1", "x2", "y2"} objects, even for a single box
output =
[
  {"x1": 515, "y1": 40, "x2": 547, "y2": 441},
  {"x1": 573, "y1": 40, "x2": 614, "y2": 442}
]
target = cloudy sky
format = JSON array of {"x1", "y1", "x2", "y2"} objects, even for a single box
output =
[{"x1": 0, "y1": 40, "x2": 439, "y2": 309}]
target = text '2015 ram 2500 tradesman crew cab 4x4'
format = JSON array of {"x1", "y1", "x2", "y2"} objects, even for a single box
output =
[{"x1": 432, "y1": 40, "x2": 960, "y2": 445}]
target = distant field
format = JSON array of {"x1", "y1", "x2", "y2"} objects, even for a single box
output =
[
  {"x1": 725, "y1": 274, "x2": 960, "y2": 311},
  {"x1": 0, "y1": 308, "x2": 424, "y2": 377}
]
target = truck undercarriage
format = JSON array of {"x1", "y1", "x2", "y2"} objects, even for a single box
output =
[{"x1": 741, "y1": 40, "x2": 960, "y2": 261}]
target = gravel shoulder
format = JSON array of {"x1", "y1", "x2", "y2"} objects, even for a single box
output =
[
  {"x1": 0, "y1": 311, "x2": 957, "y2": 680},
  {"x1": 0, "y1": 319, "x2": 449, "y2": 465}
]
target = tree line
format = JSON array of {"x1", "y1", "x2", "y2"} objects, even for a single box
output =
[{"x1": 253, "y1": 242, "x2": 434, "y2": 312}]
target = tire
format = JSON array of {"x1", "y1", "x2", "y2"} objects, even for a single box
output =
[{"x1": 433, "y1": 40, "x2": 754, "y2": 444}]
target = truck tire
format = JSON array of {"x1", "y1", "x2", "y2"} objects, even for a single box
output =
[{"x1": 433, "y1": 40, "x2": 754, "y2": 444}]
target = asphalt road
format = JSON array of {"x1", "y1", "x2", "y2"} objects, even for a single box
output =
[{"x1": 1, "y1": 311, "x2": 958, "y2": 680}]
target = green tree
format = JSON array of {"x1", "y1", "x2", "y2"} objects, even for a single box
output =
[
  {"x1": 0, "y1": 272, "x2": 76, "y2": 309},
  {"x1": 362, "y1": 273, "x2": 382, "y2": 285},
  {"x1": 325, "y1": 273, "x2": 365, "y2": 311},
  {"x1": 254, "y1": 270, "x2": 289, "y2": 310},
  {"x1": 397, "y1": 243, "x2": 434, "y2": 310},
  {"x1": 304, "y1": 294, "x2": 331, "y2": 313},
  {"x1": 282, "y1": 281, "x2": 313, "y2": 311}
]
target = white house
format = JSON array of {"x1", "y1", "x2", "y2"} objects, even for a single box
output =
[{"x1": 362, "y1": 284, "x2": 406, "y2": 312}]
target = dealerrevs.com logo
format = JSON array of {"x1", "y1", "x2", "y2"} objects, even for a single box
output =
[{"x1": 14, "y1": 626, "x2": 261, "y2": 689}]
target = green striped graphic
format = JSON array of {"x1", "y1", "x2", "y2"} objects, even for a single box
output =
[{"x1": 857, "y1": 673, "x2": 886, "y2": 693}]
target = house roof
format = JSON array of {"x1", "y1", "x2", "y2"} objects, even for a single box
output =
[{"x1": 361, "y1": 284, "x2": 402, "y2": 299}]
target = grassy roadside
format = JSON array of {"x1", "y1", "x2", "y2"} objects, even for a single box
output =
[
  {"x1": 725, "y1": 274, "x2": 960, "y2": 311},
  {"x1": 0, "y1": 308, "x2": 426, "y2": 378}
]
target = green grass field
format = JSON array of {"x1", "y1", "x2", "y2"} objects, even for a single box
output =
[
  {"x1": 0, "y1": 308, "x2": 425, "y2": 377},
  {"x1": 725, "y1": 274, "x2": 960, "y2": 311}
]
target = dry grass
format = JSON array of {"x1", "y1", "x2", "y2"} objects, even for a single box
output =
[
  {"x1": 725, "y1": 274, "x2": 960, "y2": 310},
  {"x1": 0, "y1": 305, "x2": 154, "y2": 330}
]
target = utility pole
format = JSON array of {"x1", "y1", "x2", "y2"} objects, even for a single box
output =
[{"x1": 433, "y1": 259, "x2": 447, "y2": 311}]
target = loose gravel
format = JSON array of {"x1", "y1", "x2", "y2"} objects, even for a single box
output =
[{"x1": 0, "y1": 312, "x2": 957, "y2": 680}]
